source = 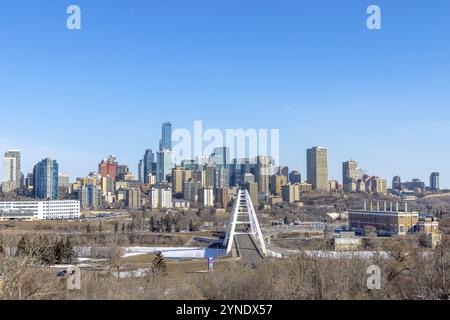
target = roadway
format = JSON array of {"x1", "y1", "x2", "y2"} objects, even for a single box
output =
[{"x1": 235, "y1": 234, "x2": 264, "y2": 265}]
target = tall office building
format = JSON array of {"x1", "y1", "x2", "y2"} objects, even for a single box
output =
[
  {"x1": 138, "y1": 159, "x2": 145, "y2": 183},
  {"x1": 160, "y1": 122, "x2": 173, "y2": 151},
  {"x1": 141, "y1": 149, "x2": 156, "y2": 183},
  {"x1": 205, "y1": 165, "x2": 216, "y2": 188},
  {"x1": 289, "y1": 171, "x2": 302, "y2": 184},
  {"x1": 116, "y1": 165, "x2": 130, "y2": 182},
  {"x1": 210, "y1": 147, "x2": 230, "y2": 168},
  {"x1": 33, "y1": 158, "x2": 59, "y2": 200},
  {"x1": 392, "y1": 176, "x2": 402, "y2": 191},
  {"x1": 256, "y1": 156, "x2": 270, "y2": 194},
  {"x1": 2, "y1": 150, "x2": 21, "y2": 192},
  {"x1": 342, "y1": 160, "x2": 364, "y2": 193},
  {"x1": 231, "y1": 158, "x2": 255, "y2": 187},
  {"x1": 306, "y1": 146, "x2": 328, "y2": 192},
  {"x1": 430, "y1": 172, "x2": 440, "y2": 191},
  {"x1": 156, "y1": 149, "x2": 175, "y2": 182}
]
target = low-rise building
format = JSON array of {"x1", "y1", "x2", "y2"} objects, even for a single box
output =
[
  {"x1": 0, "y1": 200, "x2": 80, "y2": 220},
  {"x1": 349, "y1": 201, "x2": 419, "y2": 236}
]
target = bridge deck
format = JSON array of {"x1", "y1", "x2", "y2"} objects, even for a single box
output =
[{"x1": 235, "y1": 234, "x2": 263, "y2": 265}]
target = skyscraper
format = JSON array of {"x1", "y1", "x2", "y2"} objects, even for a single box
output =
[
  {"x1": 160, "y1": 122, "x2": 172, "y2": 151},
  {"x1": 430, "y1": 172, "x2": 440, "y2": 191},
  {"x1": 256, "y1": 155, "x2": 270, "y2": 194},
  {"x1": 210, "y1": 147, "x2": 230, "y2": 168},
  {"x1": 2, "y1": 150, "x2": 21, "y2": 192},
  {"x1": 306, "y1": 146, "x2": 328, "y2": 192},
  {"x1": 33, "y1": 158, "x2": 59, "y2": 200},
  {"x1": 143, "y1": 149, "x2": 155, "y2": 183},
  {"x1": 138, "y1": 159, "x2": 145, "y2": 183},
  {"x1": 156, "y1": 149, "x2": 175, "y2": 182},
  {"x1": 392, "y1": 176, "x2": 402, "y2": 190}
]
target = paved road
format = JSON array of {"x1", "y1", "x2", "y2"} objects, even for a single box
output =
[{"x1": 235, "y1": 234, "x2": 263, "y2": 265}]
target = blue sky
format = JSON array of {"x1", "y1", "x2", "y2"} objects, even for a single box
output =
[{"x1": 1, "y1": 0, "x2": 449, "y2": 187}]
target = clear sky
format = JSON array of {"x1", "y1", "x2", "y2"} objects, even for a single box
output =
[{"x1": 1, "y1": 0, "x2": 449, "y2": 187}]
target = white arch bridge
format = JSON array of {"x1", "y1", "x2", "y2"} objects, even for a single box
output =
[{"x1": 222, "y1": 189, "x2": 268, "y2": 264}]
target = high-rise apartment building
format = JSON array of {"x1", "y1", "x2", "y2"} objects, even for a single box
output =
[
  {"x1": 245, "y1": 181, "x2": 259, "y2": 206},
  {"x1": 99, "y1": 155, "x2": 118, "y2": 180},
  {"x1": 126, "y1": 188, "x2": 141, "y2": 209},
  {"x1": 2, "y1": 150, "x2": 21, "y2": 192},
  {"x1": 215, "y1": 188, "x2": 229, "y2": 209},
  {"x1": 256, "y1": 156, "x2": 270, "y2": 194},
  {"x1": 215, "y1": 167, "x2": 229, "y2": 189},
  {"x1": 79, "y1": 184, "x2": 100, "y2": 209},
  {"x1": 33, "y1": 158, "x2": 59, "y2": 200},
  {"x1": 150, "y1": 186, "x2": 172, "y2": 209},
  {"x1": 306, "y1": 146, "x2": 328, "y2": 192},
  {"x1": 172, "y1": 167, "x2": 193, "y2": 195},
  {"x1": 430, "y1": 172, "x2": 440, "y2": 191},
  {"x1": 199, "y1": 187, "x2": 214, "y2": 207},
  {"x1": 270, "y1": 174, "x2": 287, "y2": 196}
]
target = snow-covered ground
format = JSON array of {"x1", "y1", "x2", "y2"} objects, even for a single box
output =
[{"x1": 123, "y1": 246, "x2": 227, "y2": 259}]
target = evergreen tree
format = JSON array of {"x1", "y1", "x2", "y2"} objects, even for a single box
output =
[
  {"x1": 98, "y1": 221, "x2": 103, "y2": 233},
  {"x1": 16, "y1": 234, "x2": 29, "y2": 256},
  {"x1": 189, "y1": 219, "x2": 195, "y2": 232},
  {"x1": 39, "y1": 236, "x2": 55, "y2": 266},
  {"x1": 114, "y1": 222, "x2": 119, "y2": 234},
  {"x1": 151, "y1": 251, "x2": 167, "y2": 277},
  {"x1": 86, "y1": 224, "x2": 91, "y2": 233},
  {"x1": 53, "y1": 239, "x2": 64, "y2": 264},
  {"x1": 63, "y1": 238, "x2": 75, "y2": 263}
]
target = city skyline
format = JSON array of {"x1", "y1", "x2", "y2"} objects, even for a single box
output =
[
  {"x1": 0, "y1": 137, "x2": 445, "y2": 191},
  {"x1": 1, "y1": 1, "x2": 450, "y2": 187}
]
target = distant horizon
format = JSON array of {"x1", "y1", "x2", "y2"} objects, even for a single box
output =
[{"x1": 1, "y1": 1, "x2": 449, "y2": 187}]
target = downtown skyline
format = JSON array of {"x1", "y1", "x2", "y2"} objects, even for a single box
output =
[
  {"x1": 0, "y1": 122, "x2": 445, "y2": 191},
  {"x1": 1, "y1": 1, "x2": 450, "y2": 187}
]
